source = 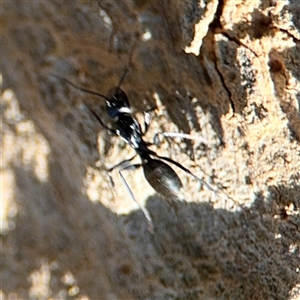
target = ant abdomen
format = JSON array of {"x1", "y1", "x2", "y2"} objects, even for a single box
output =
[{"x1": 143, "y1": 159, "x2": 184, "y2": 201}]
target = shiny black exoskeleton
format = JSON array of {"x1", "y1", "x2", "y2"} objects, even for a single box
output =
[{"x1": 56, "y1": 67, "x2": 218, "y2": 231}]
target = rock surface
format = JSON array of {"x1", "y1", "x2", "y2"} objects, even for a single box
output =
[{"x1": 1, "y1": 1, "x2": 300, "y2": 299}]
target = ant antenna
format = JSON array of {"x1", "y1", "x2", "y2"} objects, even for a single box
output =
[
  {"x1": 116, "y1": 39, "x2": 139, "y2": 89},
  {"x1": 52, "y1": 75, "x2": 119, "y2": 132},
  {"x1": 52, "y1": 75, "x2": 110, "y2": 101}
]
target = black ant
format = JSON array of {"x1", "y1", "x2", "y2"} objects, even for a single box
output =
[{"x1": 54, "y1": 53, "x2": 221, "y2": 231}]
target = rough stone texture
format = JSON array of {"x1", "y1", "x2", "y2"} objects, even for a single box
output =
[{"x1": 1, "y1": 0, "x2": 300, "y2": 299}]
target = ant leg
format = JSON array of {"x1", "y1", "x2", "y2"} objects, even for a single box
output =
[
  {"x1": 118, "y1": 163, "x2": 154, "y2": 233},
  {"x1": 153, "y1": 132, "x2": 208, "y2": 147},
  {"x1": 142, "y1": 111, "x2": 152, "y2": 135},
  {"x1": 107, "y1": 155, "x2": 137, "y2": 188},
  {"x1": 149, "y1": 150, "x2": 218, "y2": 194},
  {"x1": 106, "y1": 155, "x2": 154, "y2": 231},
  {"x1": 142, "y1": 106, "x2": 163, "y2": 136},
  {"x1": 150, "y1": 151, "x2": 238, "y2": 204},
  {"x1": 153, "y1": 151, "x2": 239, "y2": 205},
  {"x1": 87, "y1": 106, "x2": 117, "y2": 135}
]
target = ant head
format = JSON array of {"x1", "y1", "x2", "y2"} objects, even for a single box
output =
[{"x1": 106, "y1": 87, "x2": 131, "y2": 118}]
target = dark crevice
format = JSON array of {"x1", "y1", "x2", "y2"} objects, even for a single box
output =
[
  {"x1": 221, "y1": 31, "x2": 260, "y2": 59},
  {"x1": 209, "y1": 0, "x2": 225, "y2": 31},
  {"x1": 215, "y1": 60, "x2": 236, "y2": 115},
  {"x1": 206, "y1": 38, "x2": 236, "y2": 114},
  {"x1": 273, "y1": 26, "x2": 300, "y2": 43},
  {"x1": 209, "y1": 2, "x2": 263, "y2": 59},
  {"x1": 206, "y1": 0, "x2": 238, "y2": 115}
]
